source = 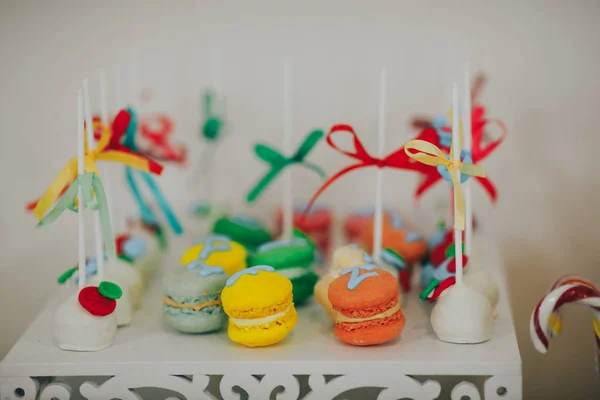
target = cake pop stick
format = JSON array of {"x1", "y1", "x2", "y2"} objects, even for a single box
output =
[
  {"x1": 282, "y1": 59, "x2": 293, "y2": 240},
  {"x1": 404, "y1": 109, "x2": 486, "y2": 230},
  {"x1": 31, "y1": 110, "x2": 164, "y2": 258},
  {"x1": 193, "y1": 90, "x2": 225, "y2": 212},
  {"x1": 83, "y1": 79, "x2": 106, "y2": 280},
  {"x1": 408, "y1": 83, "x2": 493, "y2": 344},
  {"x1": 193, "y1": 52, "x2": 226, "y2": 209},
  {"x1": 463, "y1": 65, "x2": 473, "y2": 256},
  {"x1": 99, "y1": 70, "x2": 108, "y2": 125},
  {"x1": 450, "y1": 84, "x2": 463, "y2": 283},
  {"x1": 129, "y1": 51, "x2": 139, "y2": 111},
  {"x1": 77, "y1": 89, "x2": 86, "y2": 291},
  {"x1": 372, "y1": 68, "x2": 387, "y2": 263},
  {"x1": 406, "y1": 73, "x2": 506, "y2": 204},
  {"x1": 530, "y1": 275, "x2": 600, "y2": 376},
  {"x1": 114, "y1": 64, "x2": 122, "y2": 116}
]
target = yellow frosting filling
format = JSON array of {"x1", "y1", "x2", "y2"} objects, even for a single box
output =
[
  {"x1": 335, "y1": 303, "x2": 401, "y2": 324},
  {"x1": 163, "y1": 296, "x2": 221, "y2": 312},
  {"x1": 230, "y1": 305, "x2": 292, "y2": 327}
]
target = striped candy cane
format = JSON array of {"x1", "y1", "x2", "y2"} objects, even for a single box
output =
[{"x1": 530, "y1": 275, "x2": 600, "y2": 377}]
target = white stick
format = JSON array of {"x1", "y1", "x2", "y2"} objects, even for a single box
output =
[
  {"x1": 282, "y1": 59, "x2": 293, "y2": 240},
  {"x1": 205, "y1": 50, "x2": 224, "y2": 205},
  {"x1": 83, "y1": 79, "x2": 105, "y2": 281},
  {"x1": 99, "y1": 70, "x2": 108, "y2": 125},
  {"x1": 463, "y1": 63, "x2": 473, "y2": 257},
  {"x1": 209, "y1": 49, "x2": 224, "y2": 94},
  {"x1": 452, "y1": 83, "x2": 464, "y2": 284},
  {"x1": 373, "y1": 68, "x2": 387, "y2": 264},
  {"x1": 104, "y1": 174, "x2": 116, "y2": 237},
  {"x1": 77, "y1": 89, "x2": 87, "y2": 291},
  {"x1": 129, "y1": 51, "x2": 138, "y2": 110},
  {"x1": 114, "y1": 65, "x2": 122, "y2": 115}
]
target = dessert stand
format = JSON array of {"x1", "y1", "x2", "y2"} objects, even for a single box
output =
[{"x1": 0, "y1": 235, "x2": 521, "y2": 400}]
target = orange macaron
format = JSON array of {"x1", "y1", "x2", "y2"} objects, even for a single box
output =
[
  {"x1": 360, "y1": 215, "x2": 427, "y2": 266},
  {"x1": 328, "y1": 266, "x2": 405, "y2": 346}
]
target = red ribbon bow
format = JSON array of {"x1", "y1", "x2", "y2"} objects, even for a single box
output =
[
  {"x1": 105, "y1": 110, "x2": 164, "y2": 174},
  {"x1": 25, "y1": 110, "x2": 163, "y2": 212},
  {"x1": 413, "y1": 105, "x2": 506, "y2": 202},
  {"x1": 303, "y1": 124, "x2": 422, "y2": 216},
  {"x1": 139, "y1": 114, "x2": 187, "y2": 165}
]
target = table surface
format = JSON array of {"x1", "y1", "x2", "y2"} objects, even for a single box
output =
[{"x1": 0, "y1": 235, "x2": 521, "y2": 378}]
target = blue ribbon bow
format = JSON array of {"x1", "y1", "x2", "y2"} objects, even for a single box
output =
[{"x1": 123, "y1": 107, "x2": 183, "y2": 234}]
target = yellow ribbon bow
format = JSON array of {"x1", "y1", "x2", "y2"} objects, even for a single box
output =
[
  {"x1": 404, "y1": 139, "x2": 486, "y2": 230},
  {"x1": 33, "y1": 125, "x2": 162, "y2": 221}
]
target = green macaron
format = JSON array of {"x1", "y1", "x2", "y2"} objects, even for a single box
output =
[
  {"x1": 248, "y1": 234, "x2": 318, "y2": 304},
  {"x1": 212, "y1": 215, "x2": 272, "y2": 251},
  {"x1": 162, "y1": 265, "x2": 228, "y2": 334}
]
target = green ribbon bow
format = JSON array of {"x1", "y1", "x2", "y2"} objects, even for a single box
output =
[
  {"x1": 37, "y1": 172, "x2": 115, "y2": 258},
  {"x1": 246, "y1": 129, "x2": 326, "y2": 203},
  {"x1": 201, "y1": 91, "x2": 224, "y2": 141}
]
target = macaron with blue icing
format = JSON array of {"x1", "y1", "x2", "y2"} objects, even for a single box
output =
[
  {"x1": 328, "y1": 266, "x2": 404, "y2": 346},
  {"x1": 315, "y1": 243, "x2": 375, "y2": 320},
  {"x1": 247, "y1": 230, "x2": 318, "y2": 304},
  {"x1": 162, "y1": 260, "x2": 228, "y2": 334},
  {"x1": 361, "y1": 213, "x2": 427, "y2": 266},
  {"x1": 361, "y1": 213, "x2": 427, "y2": 293},
  {"x1": 221, "y1": 265, "x2": 298, "y2": 347},
  {"x1": 181, "y1": 235, "x2": 247, "y2": 276},
  {"x1": 212, "y1": 215, "x2": 272, "y2": 251}
]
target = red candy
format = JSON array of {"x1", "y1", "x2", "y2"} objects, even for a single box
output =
[
  {"x1": 78, "y1": 287, "x2": 117, "y2": 317},
  {"x1": 115, "y1": 234, "x2": 131, "y2": 256},
  {"x1": 274, "y1": 206, "x2": 332, "y2": 255},
  {"x1": 139, "y1": 114, "x2": 187, "y2": 165}
]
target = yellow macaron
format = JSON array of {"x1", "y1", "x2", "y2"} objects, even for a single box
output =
[
  {"x1": 221, "y1": 265, "x2": 297, "y2": 347},
  {"x1": 181, "y1": 235, "x2": 247, "y2": 276}
]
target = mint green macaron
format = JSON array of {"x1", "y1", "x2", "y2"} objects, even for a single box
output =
[{"x1": 162, "y1": 265, "x2": 228, "y2": 333}]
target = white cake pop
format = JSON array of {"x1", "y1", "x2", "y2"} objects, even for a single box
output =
[
  {"x1": 428, "y1": 282, "x2": 493, "y2": 343},
  {"x1": 463, "y1": 236, "x2": 500, "y2": 311},
  {"x1": 55, "y1": 283, "x2": 120, "y2": 351},
  {"x1": 126, "y1": 220, "x2": 166, "y2": 284},
  {"x1": 88, "y1": 258, "x2": 142, "y2": 310},
  {"x1": 61, "y1": 256, "x2": 136, "y2": 327},
  {"x1": 54, "y1": 89, "x2": 120, "y2": 351},
  {"x1": 406, "y1": 82, "x2": 494, "y2": 344}
]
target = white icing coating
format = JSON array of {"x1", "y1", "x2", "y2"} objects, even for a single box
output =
[
  {"x1": 230, "y1": 305, "x2": 292, "y2": 327},
  {"x1": 464, "y1": 269, "x2": 500, "y2": 311},
  {"x1": 276, "y1": 267, "x2": 311, "y2": 280},
  {"x1": 78, "y1": 258, "x2": 142, "y2": 325},
  {"x1": 463, "y1": 239, "x2": 500, "y2": 311},
  {"x1": 54, "y1": 293, "x2": 117, "y2": 351},
  {"x1": 430, "y1": 283, "x2": 493, "y2": 343},
  {"x1": 134, "y1": 229, "x2": 163, "y2": 285}
]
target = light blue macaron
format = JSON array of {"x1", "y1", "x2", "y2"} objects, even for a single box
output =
[{"x1": 162, "y1": 266, "x2": 228, "y2": 333}]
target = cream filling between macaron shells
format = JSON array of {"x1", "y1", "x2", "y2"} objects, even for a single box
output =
[
  {"x1": 276, "y1": 267, "x2": 311, "y2": 280},
  {"x1": 230, "y1": 305, "x2": 292, "y2": 327},
  {"x1": 335, "y1": 303, "x2": 401, "y2": 324}
]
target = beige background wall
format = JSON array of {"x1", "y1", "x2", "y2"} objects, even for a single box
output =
[{"x1": 1, "y1": 1, "x2": 600, "y2": 398}]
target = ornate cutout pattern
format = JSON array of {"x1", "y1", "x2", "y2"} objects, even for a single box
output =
[{"x1": 0, "y1": 374, "x2": 522, "y2": 400}]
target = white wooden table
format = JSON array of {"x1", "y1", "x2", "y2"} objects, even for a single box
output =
[{"x1": 0, "y1": 236, "x2": 522, "y2": 400}]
